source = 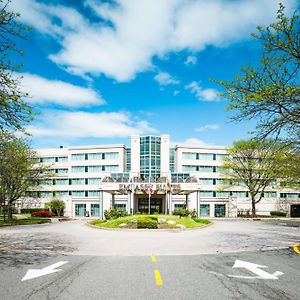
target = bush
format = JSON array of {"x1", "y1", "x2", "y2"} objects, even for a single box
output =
[
  {"x1": 21, "y1": 208, "x2": 46, "y2": 214},
  {"x1": 48, "y1": 199, "x2": 65, "y2": 216},
  {"x1": 137, "y1": 217, "x2": 158, "y2": 229},
  {"x1": 173, "y1": 208, "x2": 190, "y2": 217},
  {"x1": 31, "y1": 210, "x2": 53, "y2": 218},
  {"x1": 270, "y1": 211, "x2": 287, "y2": 217},
  {"x1": 104, "y1": 208, "x2": 128, "y2": 220},
  {"x1": 192, "y1": 218, "x2": 211, "y2": 224}
]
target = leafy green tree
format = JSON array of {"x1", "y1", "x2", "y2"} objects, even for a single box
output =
[
  {"x1": 0, "y1": 131, "x2": 50, "y2": 221},
  {"x1": 0, "y1": 0, "x2": 33, "y2": 132},
  {"x1": 216, "y1": 4, "x2": 299, "y2": 145},
  {"x1": 221, "y1": 139, "x2": 288, "y2": 217},
  {"x1": 48, "y1": 198, "x2": 65, "y2": 217}
]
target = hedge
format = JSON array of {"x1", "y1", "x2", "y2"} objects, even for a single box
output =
[
  {"x1": 137, "y1": 217, "x2": 158, "y2": 229},
  {"x1": 270, "y1": 211, "x2": 287, "y2": 217},
  {"x1": 21, "y1": 208, "x2": 48, "y2": 214},
  {"x1": 31, "y1": 210, "x2": 53, "y2": 218}
]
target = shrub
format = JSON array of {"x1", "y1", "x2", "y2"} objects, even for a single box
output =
[
  {"x1": 21, "y1": 208, "x2": 46, "y2": 214},
  {"x1": 137, "y1": 217, "x2": 158, "y2": 229},
  {"x1": 48, "y1": 199, "x2": 65, "y2": 216},
  {"x1": 173, "y1": 208, "x2": 190, "y2": 217},
  {"x1": 192, "y1": 218, "x2": 211, "y2": 224},
  {"x1": 153, "y1": 211, "x2": 159, "y2": 215},
  {"x1": 104, "y1": 208, "x2": 128, "y2": 220},
  {"x1": 270, "y1": 211, "x2": 287, "y2": 217},
  {"x1": 31, "y1": 210, "x2": 53, "y2": 218}
]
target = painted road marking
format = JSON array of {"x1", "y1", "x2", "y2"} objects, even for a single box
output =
[
  {"x1": 293, "y1": 244, "x2": 300, "y2": 254},
  {"x1": 154, "y1": 269, "x2": 163, "y2": 286},
  {"x1": 22, "y1": 261, "x2": 68, "y2": 281},
  {"x1": 228, "y1": 259, "x2": 283, "y2": 280},
  {"x1": 151, "y1": 255, "x2": 157, "y2": 262}
]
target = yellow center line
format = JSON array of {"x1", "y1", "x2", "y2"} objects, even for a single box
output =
[
  {"x1": 151, "y1": 255, "x2": 157, "y2": 262},
  {"x1": 293, "y1": 243, "x2": 300, "y2": 254},
  {"x1": 154, "y1": 269, "x2": 163, "y2": 286}
]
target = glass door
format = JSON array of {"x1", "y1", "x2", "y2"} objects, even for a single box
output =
[
  {"x1": 214, "y1": 204, "x2": 226, "y2": 217},
  {"x1": 91, "y1": 204, "x2": 100, "y2": 216},
  {"x1": 75, "y1": 204, "x2": 86, "y2": 216}
]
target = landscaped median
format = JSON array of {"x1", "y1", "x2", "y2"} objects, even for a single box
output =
[
  {"x1": 90, "y1": 214, "x2": 211, "y2": 230},
  {"x1": 0, "y1": 217, "x2": 51, "y2": 227}
]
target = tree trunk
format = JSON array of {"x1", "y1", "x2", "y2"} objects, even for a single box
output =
[
  {"x1": 7, "y1": 206, "x2": 13, "y2": 221},
  {"x1": 251, "y1": 196, "x2": 256, "y2": 217}
]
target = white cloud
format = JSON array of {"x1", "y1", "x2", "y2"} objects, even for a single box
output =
[
  {"x1": 185, "y1": 81, "x2": 219, "y2": 102},
  {"x1": 154, "y1": 72, "x2": 180, "y2": 86},
  {"x1": 185, "y1": 55, "x2": 197, "y2": 66},
  {"x1": 27, "y1": 110, "x2": 158, "y2": 138},
  {"x1": 19, "y1": 73, "x2": 105, "y2": 108},
  {"x1": 173, "y1": 90, "x2": 180, "y2": 96},
  {"x1": 11, "y1": 0, "x2": 297, "y2": 82},
  {"x1": 195, "y1": 124, "x2": 220, "y2": 132}
]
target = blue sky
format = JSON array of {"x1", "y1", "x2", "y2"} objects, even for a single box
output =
[{"x1": 8, "y1": 0, "x2": 298, "y2": 148}]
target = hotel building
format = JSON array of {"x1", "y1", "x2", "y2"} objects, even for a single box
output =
[{"x1": 24, "y1": 135, "x2": 300, "y2": 218}]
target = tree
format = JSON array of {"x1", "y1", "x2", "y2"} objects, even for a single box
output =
[
  {"x1": 0, "y1": 131, "x2": 50, "y2": 221},
  {"x1": 221, "y1": 139, "x2": 287, "y2": 217},
  {"x1": 47, "y1": 198, "x2": 65, "y2": 217},
  {"x1": 0, "y1": 0, "x2": 33, "y2": 132},
  {"x1": 216, "y1": 4, "x2": 299, "y2": 145}
]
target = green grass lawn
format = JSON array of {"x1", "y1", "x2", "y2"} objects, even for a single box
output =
[
  {"x1": 90, "y1": 214, "x2": 211, "y2": 229},
  {"x1": 0, "y1": 217, "x2": 51, "y2": 227}
]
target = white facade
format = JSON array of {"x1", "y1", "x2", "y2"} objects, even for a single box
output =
[{"x1": 23, "y1": 135, "x2": 300, "y2": 218}]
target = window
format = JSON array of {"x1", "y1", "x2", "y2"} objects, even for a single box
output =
[
  {"x1": 104, "y1": 165, "x2": 118, "y2": 172},
  {"x1": 263, "y1": 192, "x2": 277, "y2": 198},
  {"x1": 39, "y1": 179, "x2": 53, "y2": 185},
  {"x1": 71, "y1": 154, "x2": 85, "y2": 161},
  {"x1": 199, "y1": 191, "x2": 214, "y2": 197},
  {"x1": 105, "y1": 152, "x2": 119, "y2": 159},
  {"x1": 200, "y1": 204, "x2": 210, "y2": 216},
  {"x1": 232, "y1": 191, "x2": 248, "y2": 198},
  {"x1": 71, "y1": 178, "x2": 85, "y2": 185},
  {"x1": 91, "y1": 204, "x2": 100, "y2": 216},
  {"x1": 215, "y1": 191, "x2": 230, "y2": 198},
  {"x1": 198, "y1": 166, "x2": 214, "y2": 173},
  {"x1": 215, "y1": 179, "x2": 226, "y2": 186},
  {"x1": 75, "y1": 204, "x2": 86, "y2": 216},
  {"x1": 115, "y1": 204, "x2": 126, "y2": 211},
  {"x1": 88, "y1": 153, "x2": 102, "y2": 160},
  {"x1": 40, "y1": 191, "x2": 53, "y2": 198},
  {"x1": 88, "y1": 191, "x2": 100, "y2": 197},
  {"x1": 72, "y1": 166, "x2": 85, "y2": 173},
  {"x1": 87, "y1": 178, "x2": 101, "y2": 185},
  {"x1": 197, "y1": 153, "x2": 214, "y2": 160},
  {"x1": 56, "y1": 156, "x2": 68, "y2": 162},
  {"x1": 56, "y1": 168, "x2": 68, "y2": 174},
  {"x1": 71, "y1": 191, "x2": 85, "y2": 197},
  {"x1": 174, "y1": 204, "x2": 186, "y2": 209},
  {"x1": 55, "y1": 191, "x2": 69, "y2": 197},
  {"x1": 215, "y1": 154, "x2": 228, "y2": 161},
  {"x1": 182, "y1": 152, "x2": 197, "y2": 160},
  {"x1": 41, "y1": 157, "x2": 56, "y2": 163},
  {"x1": 55, "y1": 179, "x2": 69, "y2": 185},
  {"x1": 199, "y1": 178, "x2": 214, "y2": 185},
  {"x1": 88, "y1": 165, "x2": 103, "y2": 172}
]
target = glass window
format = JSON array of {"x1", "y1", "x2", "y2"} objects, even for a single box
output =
[
  {"x1": 87, "y1": 178, "x2": 101, "y2": 185},
  {"x1": 215, "y1": 191, "x2": 230, "y2": 198},
  {"x1": 115, "y1": 204, "x2": 126, "y2": 211},
  {"x1": 56, "y1": 156, "x2": 68, "y2": 162},
  {"x1": 182, "y1": 152, "x2": 197, "y2": 160},
  {"x1": 71, "y1": 154, "x2": 85, "y2": 161},
  {"x1": 232, "y1": 191, "x2": 248, "y2": 198},
  {"x1": 215, "y1": 204, "x2": 226, "y2": 217},
  {"x1": 198, "y1": 166, "x2": 214, "y2": 172},
  {"x1": 72, "y1": 166, "x2": 85, "y2": 173},
  {"x1": 55, "y1": 191, "x2": 69, "y2": 197},
  {"x1": 56, "y1": 168, "x2": 68, "y2": 174},
  {"x1": 71, "y1": 191, "x2": 85, "y2": 197},
  {"x1": 88, "y1": 153, "x2": 102, "y2": 160},
  {"x1": 71, "y1": 178, "x2": 85, "y2": 185},
  {"x1": 40, "y1": 191, "x2": 53, "y2": 198},
  {"x1": 200, "y1": 191, "x2": 214, "y2": 197},
  {"x1": 199, "y1": 178, "x2": 214, "y2": 185},
  {"x1": 91, "y1": 204, "x2": 100, "y2": 216},
  {"x1": 105, "y1": 152, "x2": 119, "y2": 159},
  {"x1": 75, "y1": 204, "x2": 86, "y2": 216},
  {"x1": 88, "y1": 191, "x2": 100, "y2": 197},
  {"x1": 215, "y1": 154, "x2": 229, "y2": 161},
  {"x1": 174, "y1": 204, "x2": 186, "y2": 209},
  {"x1": 55, "y1": 179, "x2": 69, "y2": 185},
  {"x1": 200, "y1": 204, "x2": 210, "y2": 216},
  {"x1": 197, "y1": 153, "x2": 214, "y2": 160},
  {"x1": 263, "y1": 192, "x2": 277, "y2": 198},
  {"x1": 104, "y1": 165, "x2": 118, "y2": 172},
  {"x1": 39, "y1": 179, "x2": 53, "y2": 185},
  {"x1": 41, "y1": 157, "x2": 56, "y2": 163},
  {"x1": 88, "y1": 165, "x2": 103, "y2": 172}
]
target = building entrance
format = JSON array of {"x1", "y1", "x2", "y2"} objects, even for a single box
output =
[
  {"x1": 138, "y1": 198, "x2": 162, "y2": 214},
  {"x1": 291, "y1": 204, "x2": 300, "y2": 217}
]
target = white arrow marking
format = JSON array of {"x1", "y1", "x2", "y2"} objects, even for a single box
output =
[
  {"x1": 22, "y1": 261, "x2": 68, "y2": 281},
  {"x1": 228, "y1": 259, "x2": 283, "y2": 280}
]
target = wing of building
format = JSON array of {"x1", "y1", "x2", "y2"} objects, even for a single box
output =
[{"x1": 23, "y1": 135, "x2": 300, "y2": 218}]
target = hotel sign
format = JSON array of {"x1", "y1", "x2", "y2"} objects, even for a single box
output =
[{"x1": 118, "y1": 183, "x2": 181, "y2": 192}]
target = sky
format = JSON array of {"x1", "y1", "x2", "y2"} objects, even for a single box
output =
[{"x1": 7, "y1": 0, "x2": 298, "y2": 148}]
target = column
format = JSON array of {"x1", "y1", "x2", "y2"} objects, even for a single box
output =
[
  {"x1": 99, "y1": 190, "x2": 103, "y2": 219},
  {"x1": 185, "y1": 194, "x2": 189, "y2": 210},
  {"x1": 197, "y1": 191, "x2": 200, "y2": 219},
  {"x1": 112, "y1": 194, "x2": 115, "y2": 209},
  {"x1": 169, "y1": 192, "x2": 173, "y2": 215},
  {"x1": 127, "y1": 191, "x2": 133, "y2": 215}
]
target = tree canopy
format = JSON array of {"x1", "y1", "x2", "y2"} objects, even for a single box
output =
[
  {"x1": 216, "y1": 4, "x2": 299, "y2": 146},
  {"x1": 0, "y1": 0, "x2": 33, "y2": 132},
  {"x1": 221, "y1": 139, "x2": 291, "y2": 216},
  {"x1": 0, "y1": 131, "x2": 50, "y2": 220}
]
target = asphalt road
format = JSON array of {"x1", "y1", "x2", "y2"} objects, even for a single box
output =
[{"x1": 0, "y1": 219, "x2": 299, "y2": 300}]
